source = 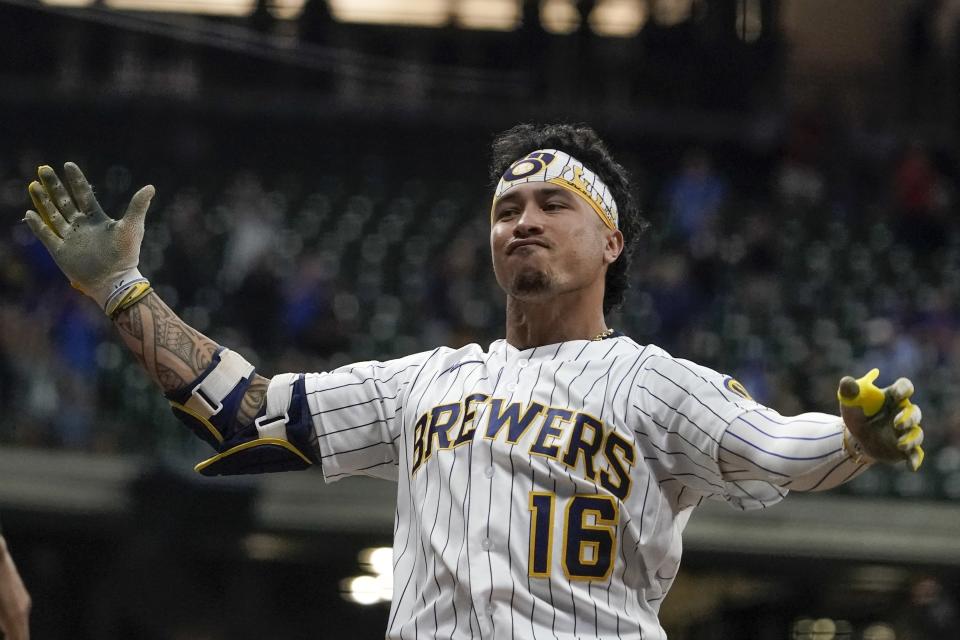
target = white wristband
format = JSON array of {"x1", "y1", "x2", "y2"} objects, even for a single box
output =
[{"x1": 96, "y1": 268, "x2": 149, "y2": 315}]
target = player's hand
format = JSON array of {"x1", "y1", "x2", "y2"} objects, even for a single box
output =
[
  {"x1": 0, "y1": 537, "x2": 31, "y2": 640},
  {"x1": 24, "y1": 162, "x2": 154, "y2": 314},
  {"x1": 837, "y1": 369, "x2": 924, "y2": 471}
]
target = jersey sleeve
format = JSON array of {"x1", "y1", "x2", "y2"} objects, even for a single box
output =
[
  {"x1": 305, "y1": 349, "x2": 440, "y2": 483},
  {"x1": 718, "y1": 408, "x2": 869, "y2": 500},
  {"x1": 631, "y1": 354, "x2": 754, "y2": 501},
  {"x1": 630, "y1": 353, "x2": 868, "y2": 511}
]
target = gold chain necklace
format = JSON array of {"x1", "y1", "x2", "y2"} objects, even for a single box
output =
[{"x1": 592, "y1": 328, "x2": 615, "y2": 341}]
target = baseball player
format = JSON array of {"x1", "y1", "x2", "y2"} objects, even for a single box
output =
[
  {"x1": 23, "y1": 123, "x2": 924, "y2": 639},
  {"x1": 0, "y1": 516, "x2": 31, "y2": 640}
]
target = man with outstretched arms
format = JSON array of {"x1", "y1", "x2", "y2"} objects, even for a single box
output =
[{"x1": 24, "y1": 124, "x2": 925, "y2": 639}]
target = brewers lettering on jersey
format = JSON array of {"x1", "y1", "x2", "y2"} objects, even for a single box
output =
[{"x1": 24, "y1": 123, "x2": 926, "y2": 639}]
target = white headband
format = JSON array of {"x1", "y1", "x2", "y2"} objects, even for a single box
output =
[{"x1": 491, "y1": 149, "x2": 619, "y2": 230}]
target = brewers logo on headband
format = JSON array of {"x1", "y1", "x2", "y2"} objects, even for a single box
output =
[{"x1": 491, "y1": 149, "x2": 619, "y2": 230}]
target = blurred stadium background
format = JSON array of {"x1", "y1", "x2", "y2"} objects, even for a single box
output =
[{"x1": 1, "y1": 0, "x2": 959, "y2": 638}]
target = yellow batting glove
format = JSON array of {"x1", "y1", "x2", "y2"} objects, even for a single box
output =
[{"x1": 837, "y1": 369, "x2": 925, "y2": 471}]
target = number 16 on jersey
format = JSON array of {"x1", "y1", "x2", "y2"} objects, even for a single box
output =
[{"x1": 529, "y1": 492, "x2": 619, "y2": 580}]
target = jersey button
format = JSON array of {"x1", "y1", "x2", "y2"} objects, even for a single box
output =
[
  {"x1": 506, "y1": 382, "x2": 517, "y2": 392},
  {"x1": 484, "y1": 466, "x2": 494, "y2": 478},
  {"x1": 485, "y1": 604, "x2": 495, "y2": 617},
  {"x1": 518, "y1": 359, "x2": 528, "y2": 367},
  {"x1": 481, "y1": 538, "x2": 491, "y2": 551}
]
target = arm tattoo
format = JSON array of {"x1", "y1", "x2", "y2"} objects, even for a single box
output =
[
  {"x1": 115, "y1": 304, "x2": 143, "y2": 338},
  {"x1": 161, "y1": 325, "x2": 196, "y2": 365},
  {"x1": 113, "y1": 292, "x2": 267, "y2": 427},
  {"x1": 238, "y1": 377, "x2": 269, "y2": 425},
  {"x1": 156, "y1": 362, "x2": 188, "y2": 391}
]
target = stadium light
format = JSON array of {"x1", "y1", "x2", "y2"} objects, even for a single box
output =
[
  {"x1": 345, "y1": 575, "x2": 391, "y2": 605},
  {"x1": 103, "y1": 0, "x2": 254, "y2": 16},
  {"x1": 327, "y1": 0, "x2": 447, "y2": 26},
  {"x1": 652, "y1": 0, "x2": 693, "y2": 26},
  {"x1": 42, "y1": 0, "x2": 258, "y2": 16},
  {"x1": 862, "y1": 623, "x2": 896, "y2": 640},
  {"x1": 42, "y1": 0, "x2": 451, "y2": 24},
  {"x1": 362, "y1": 546, "x2": 393, "y2": 577},
  {"x1": 540, "y1": 0, "x2": 579, "y2": 35},
  {"x1": 342, "y1": 546, "x2": 394, "y2": 605},
  {"x1": 456, "y1": 0, "x2": 519, "y2": 31},
  {"x1": 590, "y1": 0, "x2": 648, "y2": 37},
  {"x1": 271, "y1": 0, "x2": 307, "y2": 19},
  {"x1": 40, "y1": 0, "x2": 655, "y2": 35}
]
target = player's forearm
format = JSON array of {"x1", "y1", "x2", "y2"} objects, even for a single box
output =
[
  {"x1": 718, "y1": 410, "x2": 869, "y2": 491},
  {"x1": 109, "y1": 291, "x2": 318, "y2": 476},
  {"x1": 0, "y1": 536, "x2": 31, "y2": 640},
  {"x1": 113, "y1": 291, "x2": 215, "y2": 391},
  {"x1": 113, "y1": 291, "x2": 268, "y2": 425}
]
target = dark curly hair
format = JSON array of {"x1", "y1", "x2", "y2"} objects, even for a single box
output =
[{"x1": 489, "y1": 123, "x2": 648, "y2": 315}]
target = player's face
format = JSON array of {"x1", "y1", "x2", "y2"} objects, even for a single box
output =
[{"x1": 490, "y1": 183, "x2": 623, "y2": 303}]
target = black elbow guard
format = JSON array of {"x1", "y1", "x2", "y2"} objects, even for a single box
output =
[
  {"x1": 166, "y1": 350, "x2": 318, "y2": 476},
  {"x1": 166, "y1": 347, "x2": 256, "y2": 450},
  {"x1": 194, "y1": 373, "x2": 318, "y2": 476}
]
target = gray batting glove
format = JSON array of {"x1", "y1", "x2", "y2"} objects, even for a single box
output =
[{"x1": 24, "y1": 163, "x2": 155, "y2": 315}]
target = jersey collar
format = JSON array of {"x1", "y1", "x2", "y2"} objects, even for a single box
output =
[{"x1": 491, "y1": 333, "x2": 628, "y2": 362}]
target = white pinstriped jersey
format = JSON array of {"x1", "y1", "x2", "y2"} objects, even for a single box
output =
[{"x1": 302, "y1": 336, "x2": 865, "y2": 639}]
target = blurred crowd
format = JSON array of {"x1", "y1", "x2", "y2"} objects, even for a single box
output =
[{"x1": 1, "y1": 109, "x2": 958, "y2": 500}]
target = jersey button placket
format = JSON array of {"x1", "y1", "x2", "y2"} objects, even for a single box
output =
[
  {"x1": 481, "y1": 603, "x2": 495, "y2": 637},
  {"x1": 467, "y1": 428, "x2": 494, "y2": 637}
]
